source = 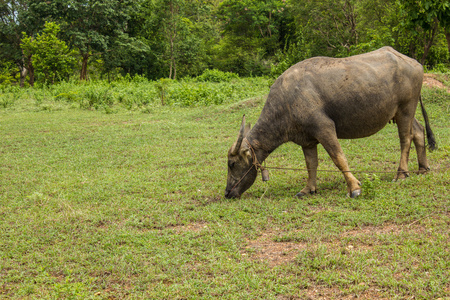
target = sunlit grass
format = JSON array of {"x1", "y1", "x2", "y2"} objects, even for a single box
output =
[{"x1": 0, "y1": 80, "x2": 449, "y2": 299}]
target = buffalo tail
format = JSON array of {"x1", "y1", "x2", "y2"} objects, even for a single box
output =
[{"x1": 419, "y1": 95, "x2": 437, "y2": 151}]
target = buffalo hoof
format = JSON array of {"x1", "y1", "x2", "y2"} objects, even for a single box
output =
[
  {"x1": 393, "y1": 172, "x2": 409, "y2": 181},
  {"x1": 295, "y1": 190, "x2": 316, "y2": 198},
  {"x1": 392, "y1": 176, "x2": 409, "y2": 182},
  {"x1": 348, "y1": 189, "x2": 362, "y2": 198},
  {"x1": 418, "y1": 167, "x2": 431, "y2": 175}
]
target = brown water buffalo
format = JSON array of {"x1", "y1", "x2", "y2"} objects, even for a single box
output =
[{"x1": 225, "y1": 46, "x2": 436, "y2": 199}]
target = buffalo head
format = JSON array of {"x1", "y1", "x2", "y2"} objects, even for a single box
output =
[{"x1": 225, "y1": 116, "x2": 257, "y2": 199}]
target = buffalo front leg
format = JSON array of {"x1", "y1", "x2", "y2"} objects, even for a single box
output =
[
  {"x1": 317, "y1": 129, "x2": 361, "y2": 198},
  {"x1": 296, "y1": 145, "x2": 318, "y2": 198}
]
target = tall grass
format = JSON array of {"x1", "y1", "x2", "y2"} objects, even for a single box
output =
[{"x1": 0, "y1": 74, "x2": 270, "y2": 112}]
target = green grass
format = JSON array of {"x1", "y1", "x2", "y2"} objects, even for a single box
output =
[
  {"x1": 0, "y1": 81, "x2": 449, "y2": 299},
  {"x1": 0, "y1": 76, "x2": 271, "y2": 112}
]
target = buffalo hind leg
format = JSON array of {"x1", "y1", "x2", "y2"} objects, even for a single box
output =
[
  {"x1": 394, "y1": 113, "x2": 414, "y2": 180},
  {"x1": 316, "y1": 126, "x2": 361, "y2": 198},
  {"x1": 296, "y1": 145, "x2": 318, "y2": 198},
  {"x1": 412, "y1": 118, "x2": 431, "y2": 174}
]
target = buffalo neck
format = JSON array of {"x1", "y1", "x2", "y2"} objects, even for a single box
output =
[{"x1": 246, "y1": 114, "x2": 289, "y2": 164}]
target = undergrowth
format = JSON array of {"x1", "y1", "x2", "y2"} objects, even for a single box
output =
[{"x1": 0, "y1": 71, "x2": 270, "y2": 112}]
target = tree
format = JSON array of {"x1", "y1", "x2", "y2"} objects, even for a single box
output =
[
  {"x1": 21, "y1": 22, "x2": 77, "y2": 84},
  {"x1": 290, "y1": 0, "x2": 360, "y2": 57},
  {"x1": 139, "y1": 0, "x2": 221, "y2": 79},
  {"x1": 0, "y1": 0, "x2": 42, "y2": 86},
  {"x1": 400, "y1": 0, "x2": 450, "y2": 64},
  {"x1": 27, "y1": 0, "x2": 134, "y2": 80},
  {"x1": 215, "y1": 0, "x2": 288, "y2": 75}
]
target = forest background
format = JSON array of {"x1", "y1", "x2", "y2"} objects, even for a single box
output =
[{"x1": 0, "y1": 0, "x2": 450, "y2": 87}]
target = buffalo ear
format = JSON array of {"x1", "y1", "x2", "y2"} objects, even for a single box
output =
[{"x1": 242, "y1": 148, "x2": 252, "y2": 163}]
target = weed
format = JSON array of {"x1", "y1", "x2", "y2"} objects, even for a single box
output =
[
  {"x1": 196, "y1": 69, "x2": 239, "y2": 82},
  {"x1": 0, "y1": 77, "x2": 269, "y2": 112},
  {"x1": 361, "y1": 173, "x2": 382, "y2": 198},
  {"x1": 0, "y1": 93, "x2": 15, "y2": 108}
]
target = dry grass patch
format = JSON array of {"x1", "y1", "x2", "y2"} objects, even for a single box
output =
[
  {"x1": 242, "y1": 229, "x2": 308, "y2": 267},
  {"x1": 241, "y1": 222, "x2": 433, "y2": 267},
  {"x1": 300, "y1": 285, "x2": 388, "y2": 300},
  {"x1": 172, "y1": 222, "x2": 209, "y2": 233}
]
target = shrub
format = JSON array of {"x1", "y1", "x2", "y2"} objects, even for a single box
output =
[
  {"x1": 431, "y1": 63, "x2": 450, "y2": 74},
  {"x1": 195, "y1": 69, "x2": 239, "y2": 82},
  {"x1": 0, "y1": 75, "x2": 270, "y2": 111},
  {"x1": 21, "y1": 22, "x2": 77, "y2": 84}
]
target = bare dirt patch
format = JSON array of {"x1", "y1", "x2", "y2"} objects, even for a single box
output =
[
  {"x1": 241, "y1": 223, "x2": 427, "y2": 268},
  {"x1": 242, "y1": 229, "x2": 308, "y2": 267},
  {"x1": 423, "y1": 74, "x2": 450, "y2": 93},
  {"x1": 172, "y1": 222, "x2": 209, "y2": 233},
  {"x1": 340, "y1": 222, "x2": 426, "y2": 237},
  {"x1": 300, "y1": 285, "x2": 388, "y2": 300}
]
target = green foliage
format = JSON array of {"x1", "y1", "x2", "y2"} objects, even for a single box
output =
[
  {"x1": 213, "y1": 0, "x2": 289, "y2": 76},
  {"x1": 289, "y1": 0, "x2": 360, "y2": 57},
  {"x1": 139, "y1": 0, "x2": 220, "y2": 79},
  {"x1": 271, "y1": 29, "x2": 312, "y2": 77},
  {"x1": 0, "y1": 61, "x2": 17, "y2": 86},
  {"x1": 361, "y1": 173, "x2": 382, "y2": 199},
  {"x1": 425, "y1": 31, "x2": 450, "y2": 67},
  {"x1": 195, "y1": 69, "x2": 239, "y2": 82},
  {"x1": 25, "y1": 0, "x2": 136, "y2": 80},
  {"x1": 349, "y1": 28, "x2": 395, "y2": 55},
  {"x1": 155, "y1": 78, "x2": 172, "y2": 106},
  {"x1": 219, "y1": 0, "x2": 286, "y2": 43},
  {"x1": 399, "y1": 0, "x2": 450, "y2": 31},
  {"x1": 0, "y1": 92, "x2": 17, "y2": 108},
  {"x1": 21, "y1": 22, "x2": 77, "y2": 84},
  {"x1": 431, "y1": 63, "x2": 450, "y2": 73},
  {"x1": 1, "y1": 0, "x2": 450, "y2": 83},
  {"x1": 0, "y1": 76, "x2": 270, "y2": 111},
  {"x1": 398, "y1": 0, "x2": 450, "y2": 65},
  {"x1": 153, "y1": 77, "x2": 269, "y2": 106},
  {"x1": 0, "y1": 0, "x2": 39, "y2": 86}
]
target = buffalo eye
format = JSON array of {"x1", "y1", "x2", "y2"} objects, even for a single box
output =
[{"x1": 228, "y1": 161, "x2": 235, "y2": 169}]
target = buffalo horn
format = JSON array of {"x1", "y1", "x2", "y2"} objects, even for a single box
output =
[{"x1": 231, "y1": 115, "x2": 246, "y2": 155}]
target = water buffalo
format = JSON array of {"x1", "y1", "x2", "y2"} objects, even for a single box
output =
[{"x1": 225, "y1": 46, "x2": 436, "y2": 199}]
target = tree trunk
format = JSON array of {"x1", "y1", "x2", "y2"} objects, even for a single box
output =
[
  {"x1": 169, "y1": 37, "x2": 174, "y2": 79},
  {"x1": 420, "y1": 19, "x2": 439, "y2": 65},
  {"x1": 22, "y1": 48, "x2": 34, "y2": 87},
  {"x1": 167, "y1": 0, "x2": 178, "y2": 80},
  {"x1": 19, "y1": 65, "x2": 28, "y2": 88},
  {"x1": 26, "y1": 56, "x2": 35, "y2": 87},
  {"x1": 80, "y1": 53, "x2": 90, "y2": 80},
  {"x1": 173, "y1": 59, "x2": 176, "y2": 80},
  {"x1": 28, "y1": 63, "x2": 34, "y2": 87}
]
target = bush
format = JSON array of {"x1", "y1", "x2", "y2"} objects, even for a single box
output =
[
  {"x1": 431, "y1": 63, "x2": 450, "y2": 74},
  {"x1": 0, "y1": 62, "x2": 17, "y2": 87},
  {"x1": 21, "y1": 22, "x2": 77, "y2": 84},
  {"x1": 271, "y1": 37, "x2": 312, "y2": 78},
  {"x1": 0, "y1": 75, "x2": 270, "y2": 111},
  {"x1": 195, "y1": 69, "x2": 239, "y2": 82}
]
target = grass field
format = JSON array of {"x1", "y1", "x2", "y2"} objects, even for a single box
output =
[{"x1": 1, "y1": 77, "x2": 449, "y2": 299}]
